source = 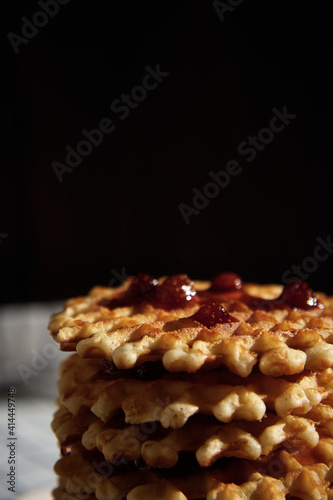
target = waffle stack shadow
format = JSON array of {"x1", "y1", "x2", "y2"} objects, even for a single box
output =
[{"x1": 49, "y1": 274, "x2": 333, "y2": 499}]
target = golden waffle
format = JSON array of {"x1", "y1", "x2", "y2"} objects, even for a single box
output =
[
  {"x1": 51, "y1": 405, "x2": 98, "y2": 447},
  {"x1": 53, "y1": 485, "x2": 97, "y2": 499},
  {"x1": 54, "y1": 442, "x2": 102, "y2": 497},
  {"x1": 122, "y1": 371, "x2": 333, "y2": 427},
  {"x1": 53, "y1": 432, "x2": 333, "y2": 499},
  {"x1": 50, "y1": 274, "x2": 333, "y2": 499},
  {"x1": 95, "y1": 436, "x2": 333, "y2": 499},
  {"x1": 57, "y1": 354, "x2": 104, "y2": 396},
  {"x1": 85, "y1": 413, "x2": 329, "y2": 467},
  {"x1": 61, "y1": 376, "x2": 149, "y2": 419},
  {"x1": 58, "y1": 354, "x2": 333, "y2": 426},
  {"x1": 49, "y1": 276, "x2": 333, "y2": 377}
]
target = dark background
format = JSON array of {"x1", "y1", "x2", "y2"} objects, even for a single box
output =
[{"x1": 1, "y1": 0, "x2": 332, "y2": 304}]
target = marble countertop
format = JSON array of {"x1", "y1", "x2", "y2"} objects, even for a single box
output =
[
  {"x1": 0, "y1": 397, "x2": 58, "y2": 499},
  {"x1": 0, "y1": 301, "x2": 68, "y2": 499}
]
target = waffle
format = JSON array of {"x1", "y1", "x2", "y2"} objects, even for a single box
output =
[
  {"x1": 51, "y1": 405, "x2": 98, "y2": 446},
  {"x1": 89, "y1": 413, "x2": 326, "y2": 467},
  {"x1": 57, "y1": 354, "x2": 104, "y2": 395},
  {"x1": 53, "y1": 487, "x2": 97, "y2": 500},
  {"x1": 50, "y1": 273, "x2": 333, "y2": 499},
  {"x1": 49, "y1": 277, "x2": 333, "y2": 377},
  {"x1": 53, "y1": 435, "x2": 333, "y2": 499},
  {"x1": 59, "y1": 354, "x2": 333, "y2": 425},
  {"x1": 122, "y1": 371, "x2": 333, "y2": 427},
  {"x1": 56, "y1": 398, "x2": 333, "y2": 468}
]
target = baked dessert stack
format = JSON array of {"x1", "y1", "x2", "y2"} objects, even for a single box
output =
[{"x1": 49, "y1": 273, "x2": 333, "y2": 499}]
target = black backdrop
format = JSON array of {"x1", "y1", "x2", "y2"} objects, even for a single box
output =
[{"x1": 1, "y1": 0, "x2": 332, "y2": 303}]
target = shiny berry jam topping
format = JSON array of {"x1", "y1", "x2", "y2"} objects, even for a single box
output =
[
  {"x1": 99, "y1": 273, "x2": 157, "y2": 308},
  {"x1": 210, "y1": 272, "x2": 243, "y2": 292},
  {"x1": 190, "y1": 302, "x2": 238, "y2": 328},
  {"x1": 100, "y1": 273, "x2": 197, "y2": 310},
  {"x1": 155, "y1": 274, "x2": 197, "y2": 307},
  {"x1": 278, "y1": 280, "x2": 322, "y2": 310},
  {"x1": 127, "y1": 273, "x2": 158, "y2": 297},
  {"x1": 243, "y1": 279, "x2": 323, "y2": 311}
]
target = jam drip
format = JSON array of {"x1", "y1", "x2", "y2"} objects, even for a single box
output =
[
  {"x1": 244, "y1": 280, "x2": 322, "y2": 311},
  {"x1": 190, "y1": 302, "x2": 237, "y2": 328},
  {"x1": 210, "y1": 272, "x2": 243, "y2": 292},
  {"x1": 278, "y1": 280, "x2": 321, "y2": 309},
  {"x1": 100, "y1": 273, "x2": 197, "y2": 310}
]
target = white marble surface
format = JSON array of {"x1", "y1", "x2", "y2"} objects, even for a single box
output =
[
  {"x1": 0, "y1": 397, "x2": 58, "y2": 499},
  {"x1": 18, "y1": 486, "x2": 52, "y2": 499},
  {"x1": 0, "y1": 301, "x2": 68, "y2": 499},
  {"x1": 0, "y1": 301, "x2": 64, "y2": 393}
]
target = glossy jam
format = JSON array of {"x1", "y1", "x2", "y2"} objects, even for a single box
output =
[
  {"x1": 190, "y1": 302, "x2": 237, "y2": 328},
  {"x1": 243, "y1": 280, "x2": 322, "y2": 311},
  {"x1": 99, "y1": 273, "x2": 158, "y2": 309},
  {"x1": 155, "y1": 274, "x2": 197, "y2": 307},
  {"x1": 127, "y1": 273, "x2": 158, "y2": 297},
  {"x1": 100, "y1": 273, "x2": 197, "y2": 310},
  {"x1": 100, "y1": 273, "x2": 322, "y2": 314},
  {"x1": 210, "y1": 272, "x2": 243, "y2": 292},
  {"x1": 278, "y1": 280, "x2": 321, "y2": 309}
]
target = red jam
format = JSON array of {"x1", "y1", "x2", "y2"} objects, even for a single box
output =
[
  {"x1": 155, "y1": 274, "x2": 197, "y2": 307},
  {"x1": 99, "y1": 273, "x2": 197, "y2": 310},
  {"x1": 278, "y1": 280, "x2": 322, "y2": 309},
  {"x1": 127, "y1": 273, "x2": 158, "y2": 297},
  {"x1": 99, "y1": 273, "x2": 158, "y2": 309},
  {"x1": 99, "y1": 273, "x2": 322, "y2": 313},
  {"x1": 210, "y1": 272, "x2": 243, "y2": 292},
  {"x1": 243, "y1": 280, "x2": 322, "y2": 311},
  {"x1": 190, "y1": 302, "x2": 237, "y2": 328}
]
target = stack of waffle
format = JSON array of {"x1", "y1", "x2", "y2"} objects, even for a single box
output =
[{"x1": 49, "y1": 273, "x2": 333, "y2": 499}]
